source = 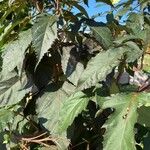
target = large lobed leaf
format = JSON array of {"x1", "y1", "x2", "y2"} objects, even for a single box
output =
[
  {"x1": 32, "y1": 14, "x2": 57, "y2": 66},
  {"x1": 97, "y1": 92, "x2": 150, "y2": 150},
  {"x1": 1, "y1": 29, "x2": 32, "y2": 76}
]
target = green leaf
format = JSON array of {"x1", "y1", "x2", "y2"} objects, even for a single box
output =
[
  {"x1": 137, "y1": 106, "x2": 150, "y2": 127},
  {"x1": 0, "y1": 107, "x2": 14, "y2": 132},
  {"x1": 77, "y1": 47, "x2": 125, "y2": 90},
  {"x1": 125, "y1": 41, "x2": 143, "y2": 62},
  {"x1": 36, "y1": 83, "x2": 69, "y2": 133},
  {"x1": 0, "y1": 71, "x2": 31, "y2": 107},
  {"x1": 91, "y1": 26, "x2": 113, "y2": 49},
  {"x1": 57, "y1": 91, "x2": 89, "y2": 134},
  {"x1": 1, "y1": 29, "x2": 32, "y2": 76},
  {"x1": 126, "y1": 13, "x2": 144, "y2": 36},
  {"x1": 97, "y1": 92, "x2": 150, "y2": 150},
  {"x1": 100, "y1": 93, "x2": 139, "y2": 150},
  {"x1": 32, "y1": 14, "x2": 57, "y2": 66}
]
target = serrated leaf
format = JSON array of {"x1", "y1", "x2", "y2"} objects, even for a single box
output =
[
  {"x1": 36, "y1": 83, "x2": 69, "y2": 133},
  {"x1": 77, "y1": 41, "x2": 144, "y2": 90},
  {"x1": 0, "y1": 71, "x2": 31, "y2": 107},
  {"x1": 32, "y1": 14, "x2": 57, "y2": 66},
  {"x1": 91, "y1": 26, "x2": 113, "y2": 49},
  {"x1": 97, "y1": 92, "x2": 150, "y2": 150},
  {"x1": 57, "y1": 91, "x2": 89, "y2": 134},
  {"x1": 100, "y1": 93, "x2": 139, "y2": 150},
  {"x1": 77, "y1": 47, "x2": 125, "y2": 90},
  {"x1": 0, "y1": 107, "x2": 14, "y2": 132},
  {"x1": 1, "y1": 29, "x2": 32, "y2": 76}
]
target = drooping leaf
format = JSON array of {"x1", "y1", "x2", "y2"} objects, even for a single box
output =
[
  {"x1": 0, "y1": 71, "x2": 31, "y2": 107},
  {"x1": 32, "y1": 14, "x2": 57, "y2": 66},
  {"x1": 1, "y1": 29, "x2": 32, "y2": 76},
  {"x1": 57, "y1": 91, "x2": 89, "y2": 134},
  {"x1": 97, "y1": 92, "x2": 150, "y2": 150},
  {"x1": 91, "y1": 26, "x2": 113, "y2": 49}
]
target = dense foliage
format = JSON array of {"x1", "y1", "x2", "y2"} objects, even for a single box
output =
[{"x1": 0, "y1": 0, "x2": 150, "y2": 149}]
